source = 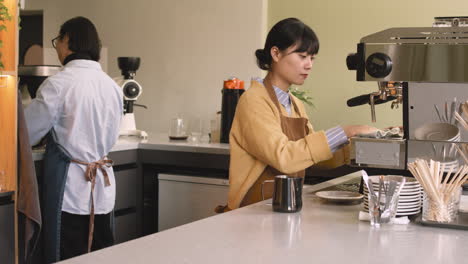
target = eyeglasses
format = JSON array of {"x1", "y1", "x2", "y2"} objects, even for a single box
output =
[{"x1": 51, "y1": 36, "x2": 60, "y2": 48}]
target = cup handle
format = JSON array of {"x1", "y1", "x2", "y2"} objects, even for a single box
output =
[{"x1": 261, "y1": 180, "x2": 275, "y2": 201}]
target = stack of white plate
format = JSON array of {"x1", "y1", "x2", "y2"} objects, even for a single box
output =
[
  {"x1": 363, "y1": 176, "x2": 423, "y2": 216},
  {"x1": 439, "y1": 157, "x2": 459, "y2": 172},
  {"x1": 414, "y1": 122, "x2": 461, "y2": 172}
]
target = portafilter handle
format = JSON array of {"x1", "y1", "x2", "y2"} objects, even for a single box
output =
[{"x1": 346, "y1": 93, "x2": 396, "y2": 107}]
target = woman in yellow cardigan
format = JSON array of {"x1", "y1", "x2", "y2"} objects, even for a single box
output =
[{"x1": 221, "y1": 18, "x2": 376, "y2": 211}]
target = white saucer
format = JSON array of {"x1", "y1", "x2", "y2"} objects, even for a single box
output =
[
  {"x1": 398, "y1": 197, "x2": 422, "y2": 203},
  {"x1": 395, "y1": 209, "x2": 421, "y2": 216},
  {"x1": 363, "y1": 189, "x2": 422, "y2": 196},
  {"x1": 315, "y1": 191, "x2": 363, "y2": 202}
]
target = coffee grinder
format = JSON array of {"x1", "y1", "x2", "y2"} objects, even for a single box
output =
[{"x1": 115, "y1": 57, "x2": 148, "y2": 139}]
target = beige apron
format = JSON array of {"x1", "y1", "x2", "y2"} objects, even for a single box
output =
[
  {"x1": 70, "y1": 158, "x2": 113, "y2": 252},
  {"x1": 215, "y1": 78, "x2": 309, "y2": 212}
]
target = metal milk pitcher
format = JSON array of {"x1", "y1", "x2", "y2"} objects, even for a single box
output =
[{"x1": 262, "y1": 175, "x2": 303, "y2": 213}]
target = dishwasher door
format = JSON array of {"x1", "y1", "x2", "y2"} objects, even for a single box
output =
[{"x1": 158, "y1": 174, "x2": 229, "y2": 232}]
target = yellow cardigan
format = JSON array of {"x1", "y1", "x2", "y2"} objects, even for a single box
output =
[{"x1": 227, "y1": 80, "x2": 334, "y2": 209}]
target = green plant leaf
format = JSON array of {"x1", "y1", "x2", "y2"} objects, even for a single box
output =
[
  {"x1": 0, "y1": 1, "x2": 11, "y2": 69},
  {"x1": 290, "y1": 87, "x2": 315, "y2": 108}
]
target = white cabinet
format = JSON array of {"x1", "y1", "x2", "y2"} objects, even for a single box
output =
[{"x1": 158, "y1": 174, "x2": 229, "y2": 232}]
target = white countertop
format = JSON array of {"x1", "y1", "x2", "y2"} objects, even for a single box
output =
[
  {"x1": 58, "y1": 172, "x2": 468, "y2": 264},
  {"x1": 32, "y1": 132, "x2": 230, "y2": 161}
]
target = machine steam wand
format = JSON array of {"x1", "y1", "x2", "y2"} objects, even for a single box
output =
[{"x1": 347, "y1": 81, "x2": 403, "y2": 122}]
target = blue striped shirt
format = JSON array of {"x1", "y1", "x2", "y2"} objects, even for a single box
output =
[{"x1": 254, "y1": 77, "x2": 348, "y2": 153}]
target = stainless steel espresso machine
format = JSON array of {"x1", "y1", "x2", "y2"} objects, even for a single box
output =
[{"x1": 346, "y1": 17, "x2": 468, "y2": 171}]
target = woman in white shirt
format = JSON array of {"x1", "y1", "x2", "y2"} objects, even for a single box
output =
[{"x1": 25, "y1": 16, "x2": 123, "y2": 262}]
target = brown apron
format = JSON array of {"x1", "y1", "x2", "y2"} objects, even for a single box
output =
[
  {"x1": 215, "y1": 78, "x2": 309, "y2": 213},
  {"x1": 70, "y1": 158, "x2": 113, "y2": 252},
  {"x1": 17, "y1": 91, "x2": 42, "y2": 263}
]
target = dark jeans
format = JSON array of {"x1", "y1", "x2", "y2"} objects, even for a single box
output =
[{"x1": 60, "y1": 211, "x2": 114, "y2": 261}]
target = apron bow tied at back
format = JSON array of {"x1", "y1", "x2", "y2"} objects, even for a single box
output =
[{"x1": 71, "y1": 158, "x2": 113, "y2": 252}]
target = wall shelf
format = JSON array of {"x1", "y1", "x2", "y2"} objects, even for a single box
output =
[{"x1": 0, "y1": 71, "x2": 16, "y2": 76}]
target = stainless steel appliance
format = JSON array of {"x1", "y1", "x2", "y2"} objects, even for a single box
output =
[
  {"x1": 18, "y1": 65, "x2": 61, "y2": 105},
  {"x1": 157, "y1": 174, "x2": 229, "y2": 232},
  {"x1": 346, "y1": 17, "x2": 468, "y2": 170}
]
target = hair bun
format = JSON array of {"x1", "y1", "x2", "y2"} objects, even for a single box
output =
[{"x1": 255, "y1": 49, "x2": 270, "y2": 70}]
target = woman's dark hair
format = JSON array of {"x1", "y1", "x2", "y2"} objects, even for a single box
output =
[
  {"x1": 255, "y1": 18, "x2": 319, "y2": 70},
  {"x1": 59, "y1": 16, "x2": 101, "y2": 61}
]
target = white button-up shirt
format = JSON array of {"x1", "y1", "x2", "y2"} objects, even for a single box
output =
[{"x1": 25, "y1": 59, "x2": 123, "y2": 215}]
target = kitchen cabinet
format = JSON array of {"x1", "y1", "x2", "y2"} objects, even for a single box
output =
[
  {"x1": 0, "y1": 193, "x2": 15, "y2": 264},
  {"x1": 138, "y1": 148, "x2": 230, "y2": 235},
  {"x1": 108, "y1": 150, "x2": 142, "y2": 245},
  {"x1": 157, "y1": 174, "x2": 229, "y2": 231},
  {"x1": 114, "y1": 211, "x2": 137, "y2": 244}
]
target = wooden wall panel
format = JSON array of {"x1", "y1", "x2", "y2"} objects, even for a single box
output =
[
  {"x1": 0, "y1": 76, "x2": 17, "y2": 192},
  {"x1": 0, "y1": 0, "x2": 17, "y2": 192},
  {"x1": 0, "y1": 0, "x2": 17, "y2": 73}
]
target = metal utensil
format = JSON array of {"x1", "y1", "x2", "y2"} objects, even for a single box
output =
[
  {"x1": 432, "y1": 143, "x2": 438, "y2": 158},
  {"x1": 262, "y1": 175, "x2": 303, "y2": 213},
  {"x1": 445, "y1": 102, "x2": 449, "y2": 124},
  {"x1": 383, "y1": 180, "x2": 397, "y2": 212},
  {"x1": 434, "y1": 104, "x2": 443, "y2": 122},
  {"x1": 450, "y1": 98, "x2": 457, "y2": 124},
  {"x1": 361, "y1": 170, "x2": 375, "y2": 197},
  {"x1": 377, "y1": 175, "x2": 383, "y2": 222},
  {"x1": 362, "y1": 170, "x2": 379, "y2": 215},
  {"x1": 442, "y1": 145, "x2": 447, "y2": 162}
]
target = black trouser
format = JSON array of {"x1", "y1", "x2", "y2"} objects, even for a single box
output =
[{"x1": 60, "y1": 211, "x2": 114, "y2": 261}]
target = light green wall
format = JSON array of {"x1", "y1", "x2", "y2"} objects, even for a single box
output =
[{"x1": 268, "y1": 0, "x2": 468, "y2": 130}]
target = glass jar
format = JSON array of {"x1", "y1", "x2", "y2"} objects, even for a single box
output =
[{"x1": 422, "y1": 189, "x2": 460, "y2": 223}]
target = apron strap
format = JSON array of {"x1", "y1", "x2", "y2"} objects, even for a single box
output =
[
  {"x1": 263, "y1": 77, "x2": 284, "y2": 115},
  {"x1": 70, "y1": 158, "x2": 113, "y2": 252},
  {"x1": 263, "y1": 77, "x2": 303, "y2": 119}
]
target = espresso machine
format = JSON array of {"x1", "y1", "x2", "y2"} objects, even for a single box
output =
[
  {"x1": 346, "y1": 17, "x2": 468, "y2": 171},
  {"x1": 114, "y1": 57, "x2": 148, "y2": 139}
]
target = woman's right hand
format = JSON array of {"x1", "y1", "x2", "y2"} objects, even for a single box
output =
[{"x1": 342, "y1": 125, "x2": 379, "y2": 138}]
